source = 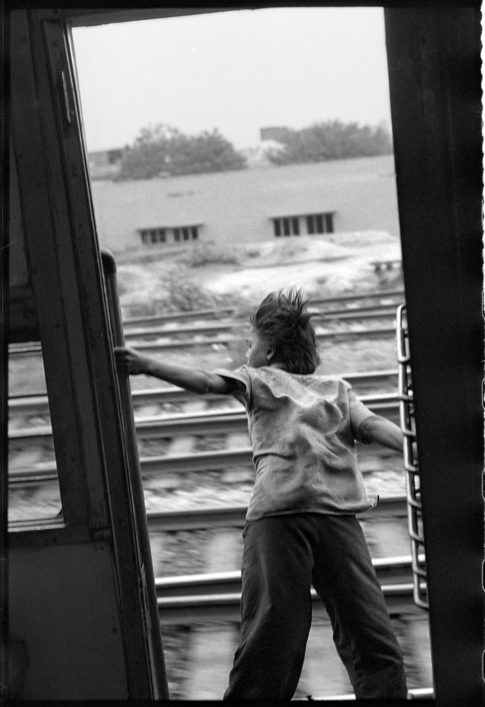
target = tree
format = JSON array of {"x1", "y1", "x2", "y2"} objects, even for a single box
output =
[
  {"x1": 117, "y1": 124, "x2": 246, "y2": 180},
  {"x1": 265, "y1": 120, "x2": 393, "y2": 166}
]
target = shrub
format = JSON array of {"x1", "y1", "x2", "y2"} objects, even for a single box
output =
[{"x1": 160, "y1": 269, "x2": 233, "y2": 312}]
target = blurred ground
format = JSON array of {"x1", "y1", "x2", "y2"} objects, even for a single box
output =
[{"x1": 117, "y1": 230, "x2": 402, "y2": 317}]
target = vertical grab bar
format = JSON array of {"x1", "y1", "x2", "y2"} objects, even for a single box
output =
[
  {"x1": 396, "y1": 304, "x2": 428, "y2": 610},
  {"x1": 101, "y1": 249, "x2": 169, "y2": 699}
]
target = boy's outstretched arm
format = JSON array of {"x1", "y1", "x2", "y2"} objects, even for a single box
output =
[
  {"x1": 359, "y1": 414, "x2": 403, "y2": 452},
  {"x1": 114, "y1": 346, "x2": 234, "y2": 395}
]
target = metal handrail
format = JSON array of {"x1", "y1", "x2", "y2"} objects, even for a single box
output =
[{"x1": 396, "y1": 304, "x2": 428, "y2": 610}]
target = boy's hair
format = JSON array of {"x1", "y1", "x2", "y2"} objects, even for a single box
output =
[{"x1": 250, "y1": 288, "x2": 321, "y2": 374}]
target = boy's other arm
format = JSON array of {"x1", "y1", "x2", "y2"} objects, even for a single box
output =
[
  {"x1": 359, "y1": 414, "x2": 403, "y2": 452},
  {"x1": 114, "y1": 346, "x2": 235, "y2": 395}
]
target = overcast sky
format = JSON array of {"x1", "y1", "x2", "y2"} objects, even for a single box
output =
[{"x1": 72, "y1": 7, "x2": 392, "y2": 153}]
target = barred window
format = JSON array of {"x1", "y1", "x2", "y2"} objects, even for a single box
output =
[
  {"x1": 173, "y1": 226, "x2": 198, "y2": 242},
  {"x1": 140, "y1": 225, "x2": 200, "y2": 246},
  {"x1": 273, "y1": 216, "x2": 300, "y2": 237},
  {"x1": 272, "y1": 212, "x2": 334, "y2": 238},
  {"x1": 306, "y1": 212, "x2": 334, "y2": 235},
  {"x1": 139, "y1": 228, "x2": 166, "y2": 244}
]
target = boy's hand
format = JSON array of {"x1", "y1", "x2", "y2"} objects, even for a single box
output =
[{"x1": 114, "y1": 346, "x2": 149, "y2": 375}]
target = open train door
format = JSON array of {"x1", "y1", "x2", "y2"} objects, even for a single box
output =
[
  {"x1": 385, "y1": 6, "x2": 483, "y2": 707},
  {"x1": 6, "y1": 8, "x2": 169, "y2": 699}
]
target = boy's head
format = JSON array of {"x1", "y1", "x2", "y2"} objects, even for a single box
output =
[{"x1": 247, "y1": 288, "x2": 320, "y2": 374}]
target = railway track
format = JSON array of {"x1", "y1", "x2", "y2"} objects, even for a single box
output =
[
  {"x1": 123, "y1": 307, "x2": 399, "y2": 341},
  {"x1": 8, "y1": 323, "x2": 398, "y2": 357},
  {"x1": 153, "y1": 553, "x2": 430, "y2": 697},
  {"x1": 144, "y1": 494, "x2": 407, "y2": 532},
  {"x1": 122, "y1": 289, "x2": 405, "y2": 328},
  {"x1": 8, "y1": 392, "x2": 403, "y2": 488},
  {"x1": 9, "y1": 392, "x2": 399, "y2": 444},
  {"x1": 155, "y1": 554, "x2": 423, "y2": 621},
  {"x1": 126, "y1": 324, "x2": 398, "y2": 354},
  {"x1": 7, "y1": 288, "x2": 433, "y2": 699},
  {"x1": 8, "y1": 290, "x2": 404, "y2": 357},
  {"x1": 7, "y1": 369, "x2": 399, "y2": 418},
  {"x1": 7, "y1": 494, "x2": 407, "y2": 533},
  {"x1": 156, "y1": 554, "x2": 419, "y2": 599},
  {"x1": 8, "y1": 443, "x2": 402, "y2": 485},
  {"x1": 156, "y1": 580, "x2": 420, "y2": 624}
]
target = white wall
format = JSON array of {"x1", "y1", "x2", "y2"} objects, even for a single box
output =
[{"x1": 90, "y1": 155, "x2": 400, "y2": 252}]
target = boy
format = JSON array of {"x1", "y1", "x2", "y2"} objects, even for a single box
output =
[{"x1": 115, "y1": 289, "x2": 407, "y2": 700}]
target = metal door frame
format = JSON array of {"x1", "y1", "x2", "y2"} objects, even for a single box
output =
[{"x1": 385, "y1": 6, "x2": 483, "y2": 705}]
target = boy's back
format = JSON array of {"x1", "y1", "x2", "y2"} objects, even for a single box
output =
[{"x1": 215, "y1": 364, "x2": 378, "y2": 520}]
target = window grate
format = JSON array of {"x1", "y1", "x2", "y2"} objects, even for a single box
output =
[
  {"x1": 273, "y1": 212, "x2": 334, "y2": 238},
  {"x1": 140, "y1": 226, "x2": 199, "y2": 246}
]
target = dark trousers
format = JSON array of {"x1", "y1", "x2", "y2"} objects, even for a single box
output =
[{"x1": 224, "y1": 513, "x2": 407, "y2": 700}]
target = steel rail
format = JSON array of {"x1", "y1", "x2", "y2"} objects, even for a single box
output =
[
  {"x1": 145, "y1": 494, "x2": 407, "y2": 532},
  {"x1": 155, "y1": 555, "x2": 419, "y2": 600},
  {"x1": 9, "y1": 394, "x2": 399, "y2": 442},
  {"x1": 102, "y1": 326, "x2": 398, "y2": 355},
  {"x1": 157, "y1": 583, "x2": 421, "y2": 623},
  {"x1": 8, "y1": 443, "x2": 402, "y2": 485},
  {"x1": 7, "y1": 494, "x2": 406, "y2": 532},
  {"x1": 123, "y1": 307, "x2": 399, "y2": 340},
  {"x1": 7, "y1": 369, "x2": 399, "y2": 414},
  {"x1": 122, "y1": 289, "x2": 405, "y2": 328},
  {"x1": 312, "y1": 306, "x2": 399, "y2": 320},
  {"x1": 7, "y1": 494, "x2": 406, "y2": 535},
  {"x1": 8, "y1": 325, "x2": 398, "y2": 357},
  {"x1": 124, "y1": 305, "x2": 236, "y2": 327},
  {"x1": 309, "y1": 289, "x2": 404, "y2": 307}
]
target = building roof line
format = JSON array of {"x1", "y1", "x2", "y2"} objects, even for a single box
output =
[{"x1": 137, "y1": 222, "x2": 204, "y2": 230}]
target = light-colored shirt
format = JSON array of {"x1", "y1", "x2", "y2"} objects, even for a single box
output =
[{"x1": 214, "y1": 364, "x2": 378, "y2": 521}]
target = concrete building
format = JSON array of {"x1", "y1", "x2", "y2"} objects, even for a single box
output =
[{"x1": 90, "y1": 154, "x2": 399, "y2": 253}]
